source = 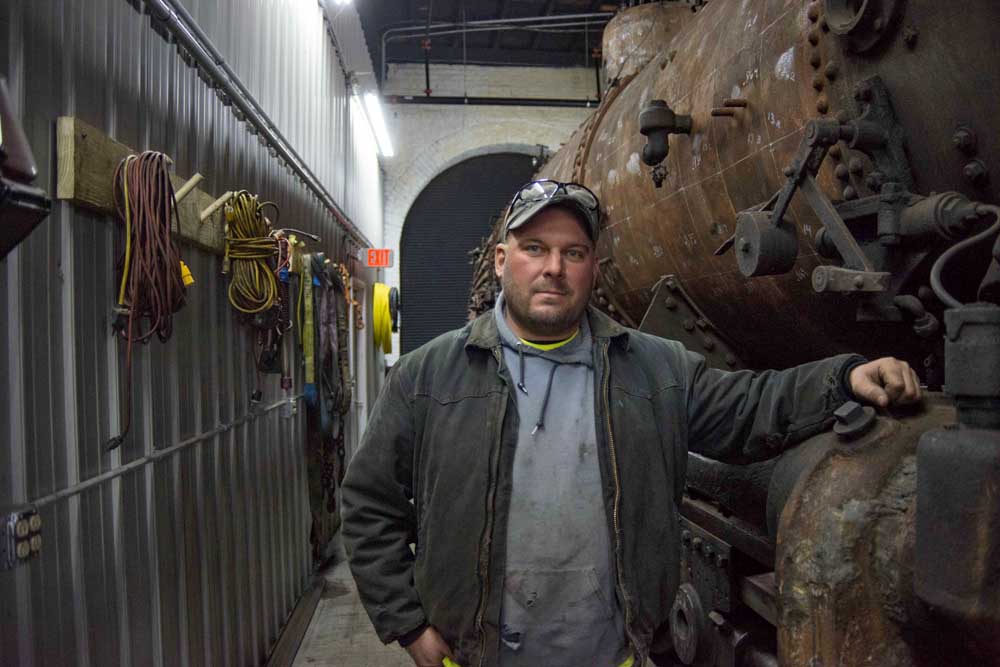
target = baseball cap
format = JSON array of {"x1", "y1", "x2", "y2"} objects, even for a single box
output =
[{"x1": 503, "y1": 179, "x2": 601, "y2": 241}]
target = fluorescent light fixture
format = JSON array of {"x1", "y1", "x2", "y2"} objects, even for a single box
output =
[
  {"x1": 333, "y1": 0, "x2": 351, "y2": 5},
  {"x1": 362, "y1": 92, "x2": 395, "y2": 158}
]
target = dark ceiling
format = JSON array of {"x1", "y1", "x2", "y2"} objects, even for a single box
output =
[{"x1": 356, "y1": 0, "x2": 623, "y2": 83}]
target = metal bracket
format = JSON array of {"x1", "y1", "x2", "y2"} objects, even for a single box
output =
[
  {"x1": 639, "y1": 99, "x2": 692, "y2": 188},
  {"x1": 717, "y1": 77, "x2": 916, "y2": 294},
  {"x1": 1, "y1": 505, "x2": 42, "y2": 571},
  {"x1": 638, "y1": 275, "x2": 745, "y2": 370},
  {"x1": 680, "y1": 516, "x2": 735, "y2": 613}
]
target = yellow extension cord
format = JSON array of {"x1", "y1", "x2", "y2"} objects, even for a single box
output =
[
  {"x1": 225, "y1": 190, "x2": 279, "y2": 314},
  {"x1": 372, "y1": 282, "x2": 392, "y2": 354},
  {"x1": 117, "y1": 155, "x2": 136, "y2": 307}
]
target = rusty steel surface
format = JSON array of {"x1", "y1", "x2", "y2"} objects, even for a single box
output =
[
  {"x1": 602, "y1": 3, "x2": 696, "y2": 83},
  {"x1": 774, "y1": 395, "x2": 980, "y2": 666},
  {"x1": 523, "y1": 0, "x2": 1000, "y2": 369}
]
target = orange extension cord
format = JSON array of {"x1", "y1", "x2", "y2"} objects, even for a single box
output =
[{"x1": 108, "y1": 151, "x2": 187, "y2": 450}]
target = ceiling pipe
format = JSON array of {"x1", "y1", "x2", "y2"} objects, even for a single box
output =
[
  {"x1": 381, "y1": 12, "x2": 614, "y2": 81},
  {"x1": 386, "y1": 95, "x2": 597, "y2": 108},
  {"x1": 383, "y1": 12, "x2": 615, "y2": 34},
  {"x1": 386, "y1": 21, "x2": 609, "y2": 43},
  {"x1": 144, "y1": 0, "x2": 373, "y2": 248}
]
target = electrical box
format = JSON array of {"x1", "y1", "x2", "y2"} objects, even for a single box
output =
[{"x1": 1, "y1": 505, "x2": 42, "y2": 571}]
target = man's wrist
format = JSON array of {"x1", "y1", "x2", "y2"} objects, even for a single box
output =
[
  {"x1": 841, "y1": 355, "x2": 868, "y2": 400},
  {"x1": 398, "y1": 623, "x2": 428, "y2": 648}
]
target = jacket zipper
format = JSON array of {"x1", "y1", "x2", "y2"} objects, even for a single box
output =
[
  {"x1": 602, "y1": 341, "x2": 639, "y2": 657},
  {"x1": 474, "y1": 346, "x2": 508, "y2": 667}
]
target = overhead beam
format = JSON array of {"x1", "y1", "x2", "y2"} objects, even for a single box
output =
[
  {"x1": 386, "y1": 94, "x2": 597, "y2": 107},
  {"x1": 386, "y1": 44, "x2": 596, "y2": 68}
]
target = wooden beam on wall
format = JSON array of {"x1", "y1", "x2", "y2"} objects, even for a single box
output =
[{"x1": 56, "y1": 116, "x2": 226, "y2": 255}]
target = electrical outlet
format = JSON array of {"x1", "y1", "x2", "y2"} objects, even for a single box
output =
[{"x1": 1, "y1": 505, "x2": 41, "y2": 571}]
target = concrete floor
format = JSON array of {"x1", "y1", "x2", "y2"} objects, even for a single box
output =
[{"x1": 293, "y1": 538, "x2": 413, "y2": 667}]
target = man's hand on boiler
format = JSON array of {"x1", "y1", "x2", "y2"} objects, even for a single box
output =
[{"x1": 849, "y1": 357, "x2": 922, "y2": 408}]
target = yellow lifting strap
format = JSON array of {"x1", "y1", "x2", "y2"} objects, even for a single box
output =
[{"x1": 302, "y1": 254, "x2": 316, "y2": 386}]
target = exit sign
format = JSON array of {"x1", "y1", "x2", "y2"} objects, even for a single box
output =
[{"x1": 366, "y1": 248, "x2": 394, "y2": 268}]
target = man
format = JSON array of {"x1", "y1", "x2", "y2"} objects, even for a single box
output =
[{"x1": 341, "y1": 179, "x2": 921, "y2": 667}]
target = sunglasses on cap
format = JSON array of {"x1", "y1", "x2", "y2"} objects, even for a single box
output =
[{"x1": 503, "y1": 179, "x2": 601, "y2": 239}]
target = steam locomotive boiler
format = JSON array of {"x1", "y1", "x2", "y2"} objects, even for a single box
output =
[{"x1": 469, "y1": 2, "x2": 1000, "y2": 665}]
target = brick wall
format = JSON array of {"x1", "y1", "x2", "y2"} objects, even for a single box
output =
[{"x1": 381, "y1": 64, "x2": 596, "y2": 362}]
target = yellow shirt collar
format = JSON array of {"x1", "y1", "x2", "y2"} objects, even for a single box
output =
[{"x1": 519, "y1": 329, "x2": 579, "y2": 351}]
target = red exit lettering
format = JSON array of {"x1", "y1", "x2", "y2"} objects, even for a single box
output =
[{"x1": 366, "y1": 248, "x2": 393, "y2": 268}]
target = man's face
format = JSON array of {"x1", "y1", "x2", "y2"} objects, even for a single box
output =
[{"x1": 495, "y1": 206, "x2": 598, "y2": 340}]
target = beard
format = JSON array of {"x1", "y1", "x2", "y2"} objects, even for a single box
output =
[{"x1": 501, "y1": 271, "x2": 591, "y2": 338}]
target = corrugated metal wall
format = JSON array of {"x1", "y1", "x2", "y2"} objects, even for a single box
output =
[{"x1": 1, "y1": 0, "x2": 382, "y2": 665}]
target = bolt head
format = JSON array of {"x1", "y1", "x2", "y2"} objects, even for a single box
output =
[
  {"x1": 829, "y1": 144, "x2": 843, "y2": 159},
  {"x1": 681, "y1": 530, "x2": 692, "y2": 543},
  {"x1": 28, "y1": 514, "x2": 41, "y2": 532},
  {"x1": 15, "y1": 519, "x2": 29, "y2": 538},
  {"x1": 810, "y1": 51, "x2": 822, "y2": 68},
  {"x1": 964, "y1": 159, "x2": 988, "y2": 183},
  {"x1": 849, "y1": 158, "x2": 864, "y2": 175},
  {"x1": 737, "y1": 238, "x2": 752, "y2": 254},
  {"x1": 816, "y1": 97, "x2": 829, "y2": 114},
  {"x1": 783, "y1": 164, "x2": 796, "y2": 177},
  {"x1": 692, "y1": 537, "x2": 703, "y2": 550},
  {"x1": 664, "y1": 297, "x2": 678, "y2": 310},
  {"x1": 835, "y1": 164, "x2": 849, "y2": 180},
  {"x1": 807, "y1": 3, "x2": 821, "y2": 21},
  {"x1": 834, "y1": 400, "x2": 864, "y2": 424},
  {"x1": 866, "y1": 172, "x2": 885, "y2": 191},
  {"x1": 812, "y1": 75, "x2": 825, "y2": 91},
  {"x1": 952, "y1": 128, "x2": 976, "y2": 153},
  {"x1": 824, "y1": 62, "x2": 839, "y2": 79},
  {"x1": 843, "y1": 185, "x2": 858, "y2": 200},
  {"x1": 683, "y1": 318, "x2": 695, "y2": 331},
  {"x1": 853, "y1": 275, "x2": 866, "y2": 288}
]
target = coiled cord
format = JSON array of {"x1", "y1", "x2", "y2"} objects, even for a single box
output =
[
  {"x1": 109, "y1": 151, "x2": 187, "y2": 449},
  {"x1": 930, "y1": 204, "x2": 1000, "y2": 309},
  {"x1": 373, "y1": 282, "x2": 392, "y2": 354},
  {"x1": 225, "y1": 191, "x2": 279, "y2": 314}
]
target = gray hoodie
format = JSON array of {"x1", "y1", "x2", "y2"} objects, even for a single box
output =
[{"x1": 494, "y1": 294, "x2": 628, "y2": 667}]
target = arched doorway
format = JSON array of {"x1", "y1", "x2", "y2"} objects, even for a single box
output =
[{"x1": 400, "y1": 153, "x2": 535, "y2": 354}]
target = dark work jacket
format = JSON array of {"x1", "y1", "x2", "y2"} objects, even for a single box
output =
[{"x1": 340, "y1": 306, "x2": 862, "y2": 667}]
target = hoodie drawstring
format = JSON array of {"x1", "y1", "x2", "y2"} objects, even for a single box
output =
[
  {"x1": 516, "y1": 343, "x2": 529, "y2": 395},
  {"x1": 532, "y1": 363, "x2": 558, "y2": 436},
  {"x1": 515, "y1": 342, "x2": 560, "y2": 436}
]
